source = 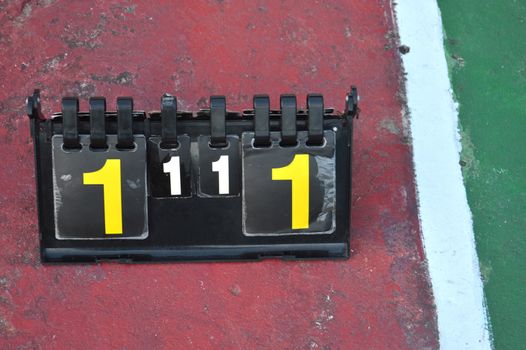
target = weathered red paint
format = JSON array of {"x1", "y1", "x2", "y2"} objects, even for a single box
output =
[{"x1": 0, "y1": 1, "x2": 438, "y2": 349}]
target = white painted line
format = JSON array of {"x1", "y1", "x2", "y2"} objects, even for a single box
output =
[{"x1": 395, "y1": 1, "x2": 492, "y2": 349}]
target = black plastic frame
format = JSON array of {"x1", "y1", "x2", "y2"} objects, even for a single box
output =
[{"x1": 27, "y1": 89, "x2": 358, "y2": 263}]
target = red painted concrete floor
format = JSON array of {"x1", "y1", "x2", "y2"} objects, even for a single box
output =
[{"x1": 0, "y1": 1, "x2": 438, "y2": 349}]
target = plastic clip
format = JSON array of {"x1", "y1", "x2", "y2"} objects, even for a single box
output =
[
  {"x1": 160, "y1": 94, "x2": 178, "y2": 148},
  {"x1": 89, "y1": 97, "x2": 107, "y2": 149},
  {"x1": 62, "y1": 97, "x2": 80, "y2": 149},
  {"x1": 307, "y1": 94, "x2": 324, "y2": 146},
  {"x1": 280, "y1": 94, "x2": 297, "y2": 146},
  {"x1": 253, "y1": 95, "x2": 271, "y2": 147},
  {"x1": 210, "y1": 96, "x2": 227, "y2": 148},
  {"x1": 117, "y1": 97, "x2": 134, "y2": 149}
]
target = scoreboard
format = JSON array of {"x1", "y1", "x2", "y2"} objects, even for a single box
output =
[{"x1": 26, "y1": 88, "x2": 358, "y2": 262}]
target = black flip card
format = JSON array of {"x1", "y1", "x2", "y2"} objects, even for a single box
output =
[
  {"x1": 148, "y1": 135, "x2": 192, "y2": 198},
  {"x1": 197, "y1": 135, "x2": 241, "y2": 197},
  {"x1": 52, "y1": 135, "x2": 148, "y2": 239},
  {"x1": 242, "y1": 131, "x2": 336, "y2": 236}
]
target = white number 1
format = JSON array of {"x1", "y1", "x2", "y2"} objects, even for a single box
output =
[
  {"x1": 163, "y1": 156, "x2": 181, "y2": 196},
  {"x1": 212, "y1": 155, "x2": 229, "y2": 194}
]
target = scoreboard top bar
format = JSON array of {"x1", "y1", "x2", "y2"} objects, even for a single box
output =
[
  {"x1": 27, "y1": 88, "x2": 358, "y2": 263},
  {"x1": 27, "y1": 88, "x2": 358, "y2": 123}
]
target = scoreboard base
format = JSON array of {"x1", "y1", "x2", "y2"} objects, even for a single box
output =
[{"x1": 42, "y1": 243, "x2": 348, "y2": 263}]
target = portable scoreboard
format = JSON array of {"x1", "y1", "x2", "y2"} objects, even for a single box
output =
[{"x1": 26, "y1": 88, "x2": 358, "y2": 263}]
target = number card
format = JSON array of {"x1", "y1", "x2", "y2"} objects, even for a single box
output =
[
  {"x1": 52, "y1": 135, "x2": 148, "y2": 239},
  {"x1": 242, "y1": 131, "x2": 336, "y2": 236},
  {"x1": 148, "y1": 135, "x2": 192, "y2": 198},
  {"x1": 198, "y1": 135, "x2": 241, "y2": 197},
  {"x1": 27, "y1": 88, "x2": 359, "y2": 263}
]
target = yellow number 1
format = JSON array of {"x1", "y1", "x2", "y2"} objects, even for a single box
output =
[
  {"x1": 272, "y1": 154, "x2": 309, "y2": 229},
  {"x1": 83, "y1": 159, "x2": 123, "y2": 234}
]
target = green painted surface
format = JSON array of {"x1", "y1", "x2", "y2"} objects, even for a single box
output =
[{"x1": 438, "y1": 0, "x2": 526, "y2": 348}]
